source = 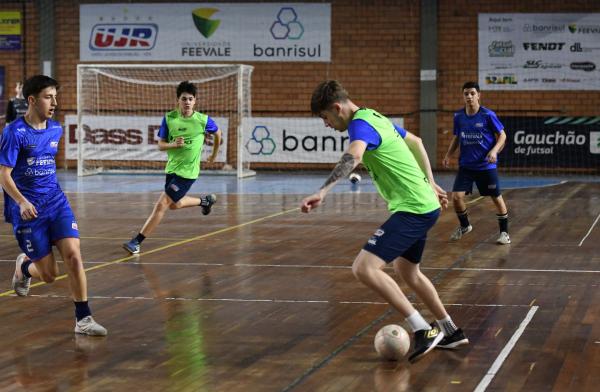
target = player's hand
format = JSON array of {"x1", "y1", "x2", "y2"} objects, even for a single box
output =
[
  {"x1": 174, "y1": 137, "x2": 185, "y2": 148},
  {"x1": 432, "y1": 183, "x2": 449, "y2": 209},
  {"x1": 301, "y1": 192, "x2": 324, "y2": 213},
  {"x1": 207, "y1": 154, "x2": 217, "y2": 163},
  {"x1": 442, "y1": 156, "x2": 450, "y2": 168},
  {"x1": 486, "y1": 150, "x2": 498, "y2": 163},
  {"x1": 19, "y1": 200, "x2": 38, "y2": 221}
]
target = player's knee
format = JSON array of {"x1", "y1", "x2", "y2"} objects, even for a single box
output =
[
  {"x1": 63, "y1": 253, "x2": 83, "y2": 270},
  {"x1": 352, "y1": 259, "x2": 371, "y2": 282},
  {"x1": 401, "y1": 269, "x2": 420, "y2": 286},
  {"x1": 169, "y1": 201, "x2": 182, "y2": 210},
  {"x1": 40, "y1": 271, "x2": 56, "y2": 283},
  {"x1": 452, "y1": 193, "x2": 463, "y2": 203}
]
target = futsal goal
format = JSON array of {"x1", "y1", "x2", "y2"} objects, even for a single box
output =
[{"x1": 74, "y1": 64, "x2": 254, "y2": 178}]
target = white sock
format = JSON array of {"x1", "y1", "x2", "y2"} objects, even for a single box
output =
[
  {"x1": 405, "y1": 311, "x2": 431, "y2": 332},
  {"x1": 436, "y1": 315, "x2": 458, "y2": 336}
]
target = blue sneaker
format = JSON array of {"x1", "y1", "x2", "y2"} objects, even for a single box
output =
[{"x1": 122, "y1": 239, "x2": 140, "y2": 254}]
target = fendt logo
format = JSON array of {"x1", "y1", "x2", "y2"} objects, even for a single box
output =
[
  {"x1": 246, "y1": 126, "x2": 276, "y2": 155},
  {"x1": 192, "y1": 8, "x2": 221, "y2": 38},
  {"x1": 90, "y1": 24, "x2": 158, "y2": 50},
  {"x1": 270, "y1": 7, "x2": 304, "y2": 40}
]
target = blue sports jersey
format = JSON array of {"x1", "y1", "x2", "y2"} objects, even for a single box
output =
[
  {"x1": 348, "y1": 118, "x2": 407, "y2": 150},
  {"x1": 0, "y1": 117, "x2": 63, "y2": 223},
  {"x1": 453, "y1": 106, "x2": 504, "y2": 170},
  {"x1": 157, "y1": 115, "x2": 218, "y2": 140}
]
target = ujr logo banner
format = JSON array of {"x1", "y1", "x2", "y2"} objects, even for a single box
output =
[{"x1": 80, "y1": 3, "x2": 330, "y2": 62}]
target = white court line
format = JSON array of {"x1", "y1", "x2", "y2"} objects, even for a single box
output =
[
  {"x1": 424, "y1": 267, "x2": 600, "y2": 274},
  {"x1": 579, "y1": 212, "x2": 600, "y2": 247},
  {"x1": 0, "y1": 259, "x2": 598, "y2": 273},
  {"x1": 474, "y1": 306, "x2": 539, "y2": 392},
  {"x1": 9, "y1": 293, "x2": 531, "y2": 307}
]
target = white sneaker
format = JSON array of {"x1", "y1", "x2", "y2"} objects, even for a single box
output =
[
  {"x1": 12, "y1": 253, "x2": 31, "y2": 296},
  {"x1": 75, "y1": 316, "x2": 108, "y2": 336},
  {"x1": 450, "y1": 225, "x2": 473, "y2": 241},
  {"x1": 497, "y1": 232, "x2": 511, "y2": 245}
]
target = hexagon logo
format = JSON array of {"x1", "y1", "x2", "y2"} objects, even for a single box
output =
[
  {"x1": 270, "y1": 7, "x2": 304, "y2": 40},
  {"x1": 246, "y1": 126, "x2": 276, "y2": 155}
]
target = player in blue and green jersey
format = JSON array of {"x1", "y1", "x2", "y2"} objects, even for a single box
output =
[
  {"x1": 123, "y1": 81, "x2": 221, "y2": 255},
  {"x1": 443, "y1": 81, "x2": 510, "y2": 245},
  {"x1": 301, "y1": 80, "x2": 468, "y2": 362},
  {"x1": 0, "y1": 75, "x2": 106, "y2": 336}
]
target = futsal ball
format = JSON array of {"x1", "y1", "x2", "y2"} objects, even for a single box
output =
[
  {"x1": 374, "y1": 324, "x2": 410, "y2": 361},
  {"x1": 349, "y1": 172, "x2": 362, "y2": 184}
]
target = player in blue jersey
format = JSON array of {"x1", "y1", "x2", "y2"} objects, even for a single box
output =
[
  {"x1": 443, "y1": 81, "x2": 510, "y2": 245},
  {"x1": 0, "y1": 75, "x2": 107, "y2": 336}
]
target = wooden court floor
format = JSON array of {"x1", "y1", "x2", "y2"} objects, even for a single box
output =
[{"x1": 0, "y1": 181, "x2": 598, "y2": 391}]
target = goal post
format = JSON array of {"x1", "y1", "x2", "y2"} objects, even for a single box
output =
[{"x1": 74, "y1": 64, "x2": 254, "y2": 178}]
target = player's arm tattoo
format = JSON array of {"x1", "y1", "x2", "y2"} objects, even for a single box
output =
[{"x1": 320, "y1": 153, "x2": 356, "y2": 190}]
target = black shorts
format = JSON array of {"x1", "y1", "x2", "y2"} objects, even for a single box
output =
[
  {"x1": 452, "y1": 167, "x2": 501, "y2": 197},
  {"x1": 164, "y1": 173, "x2": 196, "y2": 203},
  {"x1": 363, "y1": 209, "x2": 440, "y2": 264}
]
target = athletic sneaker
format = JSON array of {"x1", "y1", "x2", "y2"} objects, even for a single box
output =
[
  {"x1": 436, "y1": 328, "x2": 469, "y2": 349},
  {"x1": 450, "y1": 225, "x2": 473, "y2": 241},
  {"x1": 201, "y1": 194, "x2": 217, "y2": 216},
  {"x1": 12, "y1": 253, "x2": 31, "y2": 296},
  {"x1": 75, "y1": 316, "x2": 108, "y2": 336},
  {"x1": 497, "y1": 231, "x2": 511, "y2": 245},
  {"x1": 408, "y1": 326, "x2": 444, "y2": 363},
  {"x1": 122, "y1": 239, "x2": 141, "y2": 254}
]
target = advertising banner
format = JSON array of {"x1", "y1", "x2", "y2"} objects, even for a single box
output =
[
  {"x1": 64, "y1": 115, "x2": 228, "y2": 162},
  {"x1": 479, "y1": 13, "x2": 600, "y2": 90},
  {"x1": 0, "y1": 11, "x2": 21, "y2": 50},
  {"x1": 501, "y1": 116, "x2": 600, "y2": 168},
  {"x1": 243, "y1": 117, "x2": 404, "y2": 163},
  {"x1": 80, "y1": 3, "x2": 330, "y2": 62}
]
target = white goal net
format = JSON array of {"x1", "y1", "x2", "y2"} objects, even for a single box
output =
[{"x1": 75, "y1": 64, "x2": 254, "y2": 177}]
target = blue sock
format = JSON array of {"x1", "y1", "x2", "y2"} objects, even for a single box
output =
[
  {"x1": 134, "y1": 233, "x2": 146, "y2": 244},
  {"x1": 21, "y1": 260, "x2": 32, "y2": 278},
  {"x1": 74, "y1": 301, "x2": 92, "y2": 321}
]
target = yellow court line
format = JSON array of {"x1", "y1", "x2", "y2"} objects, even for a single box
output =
[
  {"x1": 466, "y1": 196, "x2": 484, "y2": 205},
  {"x1": 0, "y1": 234, "x2": 186, "y2": 241},
  {"x1": 0, "y1": 207, "x2": 299, "y2": 297}
]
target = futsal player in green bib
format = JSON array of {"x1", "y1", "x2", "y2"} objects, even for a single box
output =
[
  {"x1": 123, "y1": 81, "x2": 221, "y2": 254},
  {"x1": 301, "y1": 80, "x2": 469, "y2": 362}
]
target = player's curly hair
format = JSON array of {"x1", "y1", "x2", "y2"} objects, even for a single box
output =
[
  {"x1": 176, "y1": 81, "x2": 197, "y2": 98},
  {"x1": 22, "y1": 75, "x2": 59, "y2": 100},
  {"x1": 310, "y1": 80, "x2": 350, "y2": 115}
]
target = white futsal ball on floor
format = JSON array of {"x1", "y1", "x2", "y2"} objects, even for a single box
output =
[
  {"x1": 349, "y1": 172, "x2": 362, "y2": 184},
  {"x1": 374, "y1": 324, "x2": 410, "y2": 360}
]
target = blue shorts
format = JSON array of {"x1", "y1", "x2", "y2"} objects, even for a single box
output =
[
  {"x1": 363, "y1": 209, "x2": 440, "y2": 264},
  {"x1": 165, "y1": 173, "x2": 196, "y2": 203},
  {"x1": 452, "y1": 167, "x2": 502, "y2": 197},
  {"x1": 12, "y1": 193, "x2": 79, "y2": 261}
]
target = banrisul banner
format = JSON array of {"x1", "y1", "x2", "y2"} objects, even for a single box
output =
[
  {"x1": 64, "y1": 115, "x2": 228, "y2": 162},
  {"x1": 501, "y1": 116, "x2": 600, "y2": 169},
  {"x1": 80, "y1": 3, "x2": 330, "y2": 62},
  {"x1": 243, "y1": 117, "x2": 404, "y2": 163},
  {"x1": 479, "y1": 13, "x2": 600, "y2": 90}
]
